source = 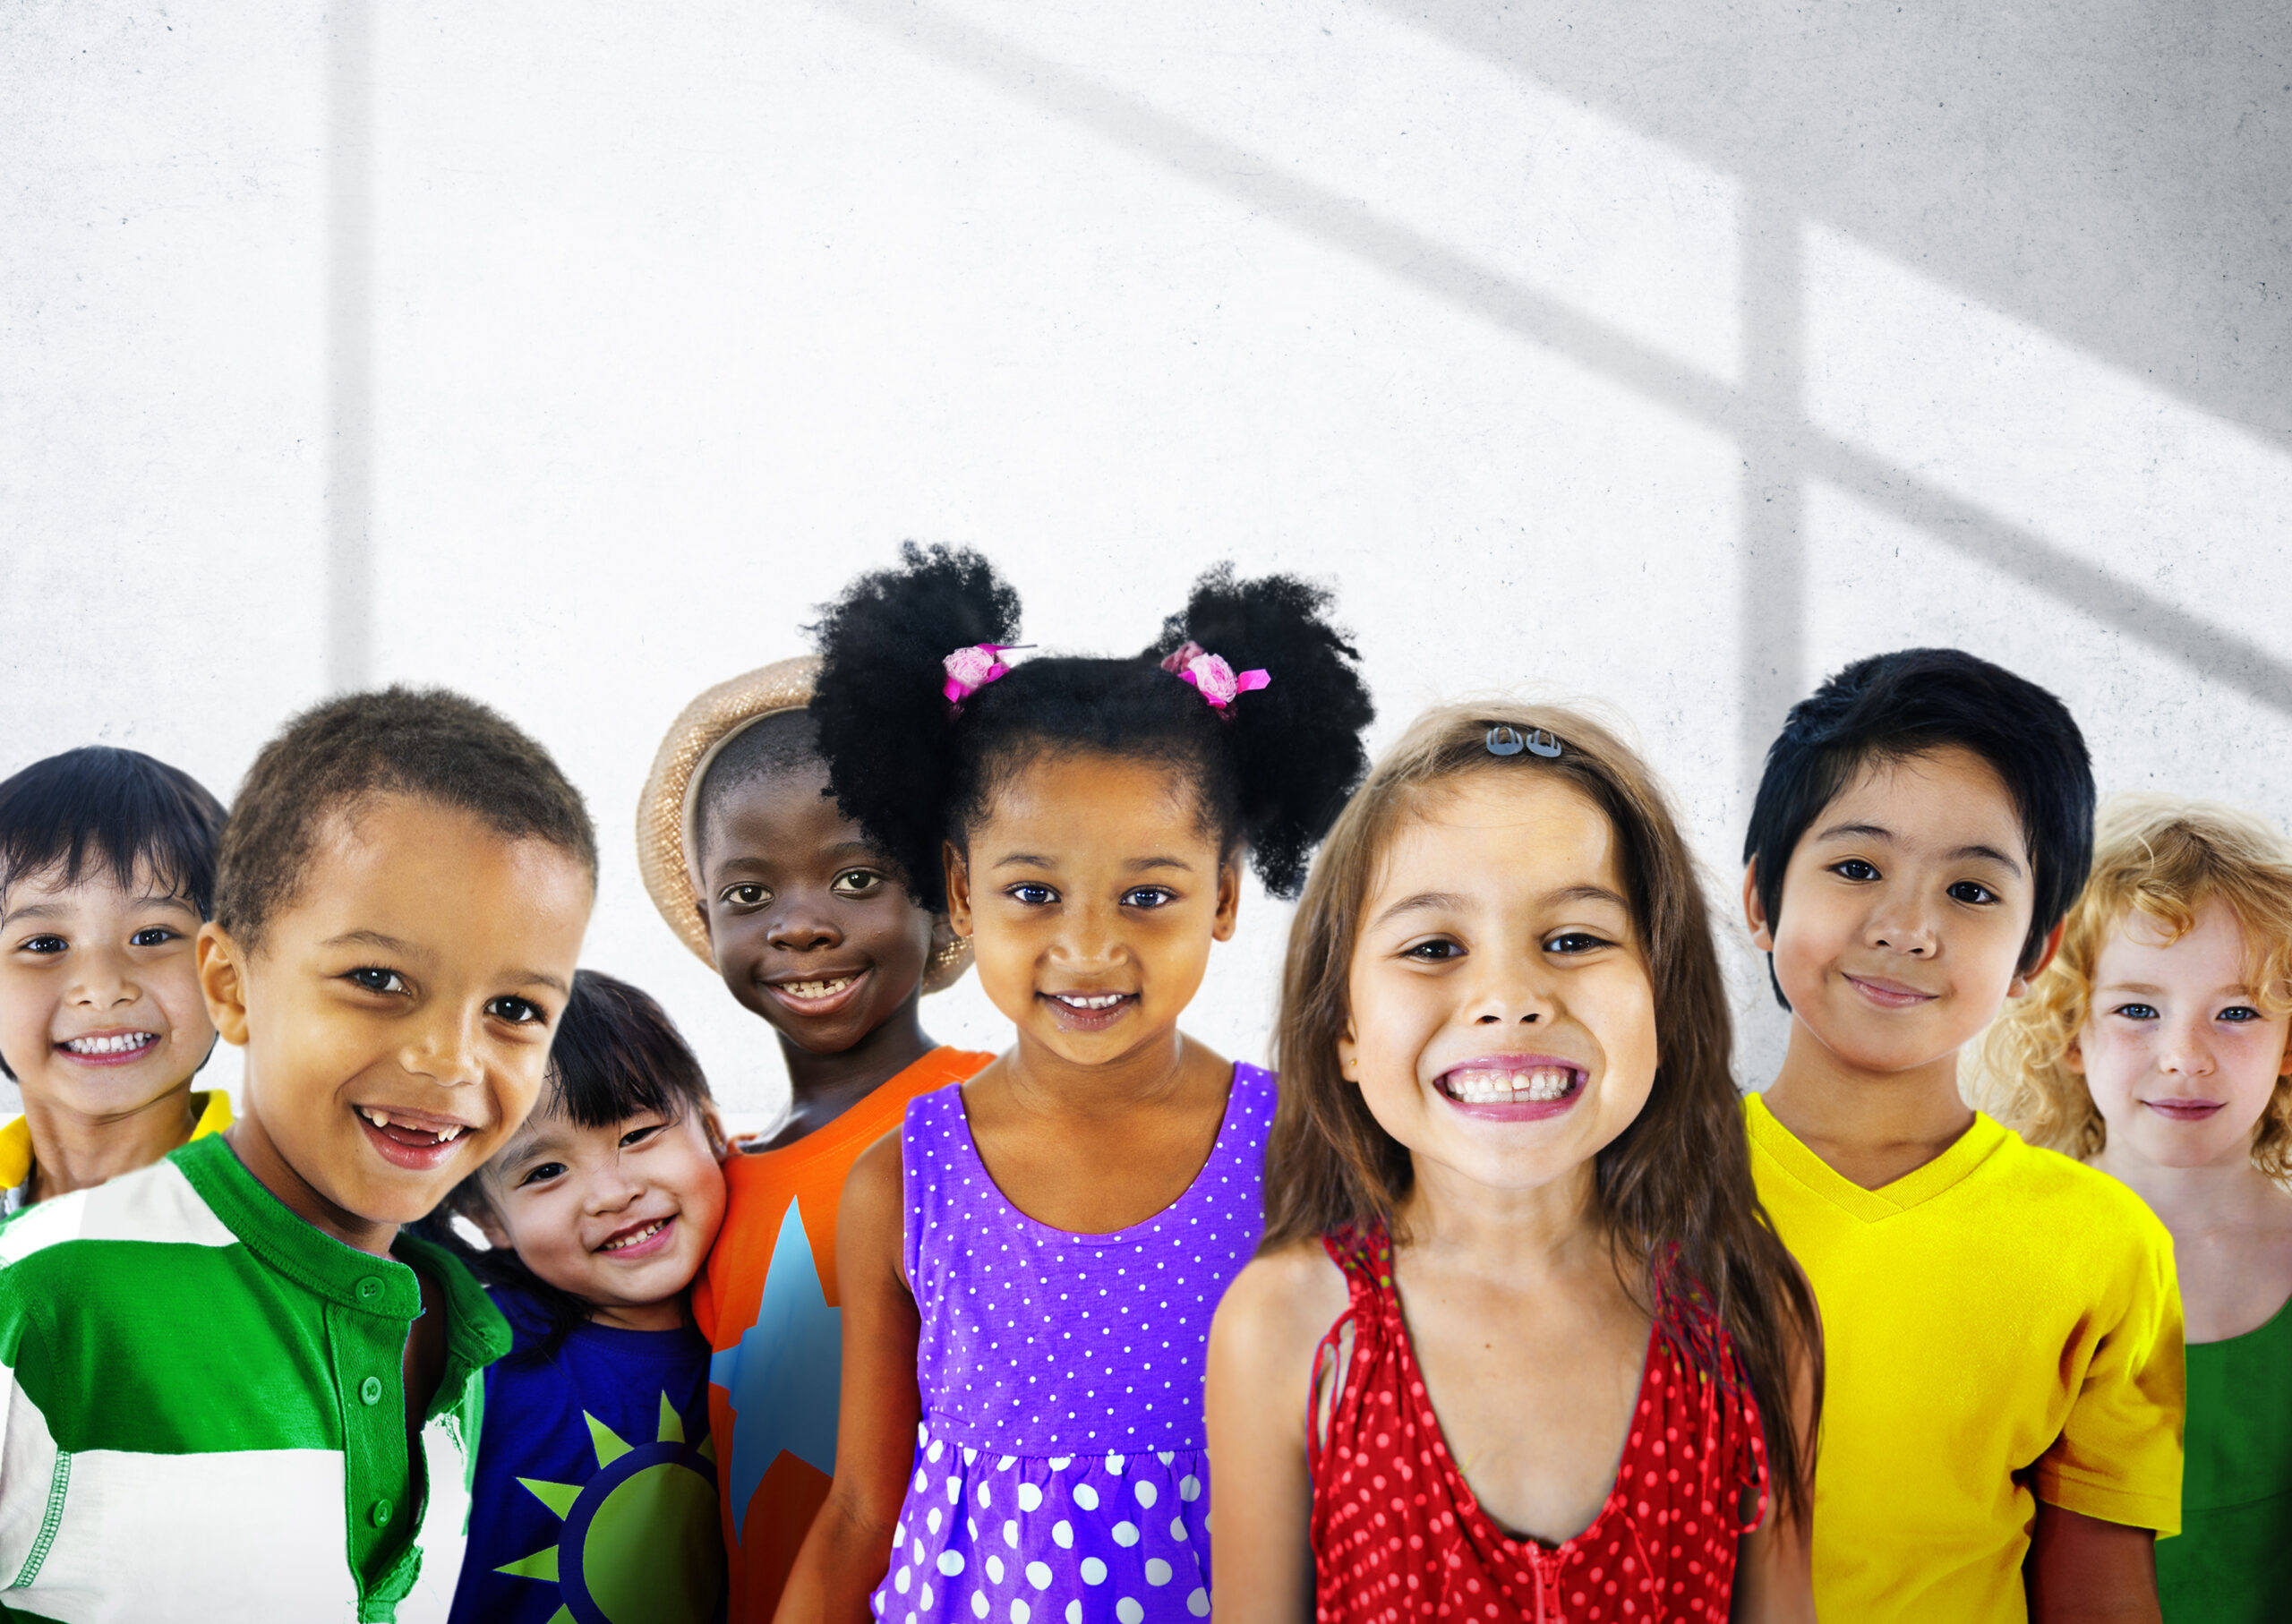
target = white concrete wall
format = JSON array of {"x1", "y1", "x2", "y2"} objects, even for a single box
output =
[{"x1": 4, "y1": 0, "x2": 2288, "y2": 1122}]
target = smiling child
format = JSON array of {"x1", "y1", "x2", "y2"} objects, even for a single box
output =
[
  {"x1": 637, "y1": 656, "x2": 989, "y2": 1620},
  {"x1": 775, "y1": 545, "x2": 1373, "y2": 1622},
  {"x1": 1207, "y1": 704, "x2": 1820, "y2": 1622},
  {"x1": 0, "y1": 688, "x2": 595, "y2": 1621},
  {"x1": 1740, "y1": 649, "x2": 2182, "y2": 1622},
  {"x1": 0, "y1": 747, "x2": 231, "y2": 1209},
  {"x1": 434, "y1": 969, "x2": 731, "y2": 1624},
  {"x1": 1974, "y1": 797, "x2": 2292, "y2": 1621}
]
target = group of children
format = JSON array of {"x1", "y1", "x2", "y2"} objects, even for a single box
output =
[{"x1": 0, "y1": 543, "x2": 2279, "y2": 1622}]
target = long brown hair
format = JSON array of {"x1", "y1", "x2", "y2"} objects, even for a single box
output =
[{"x1": 1264, "y1": 701, "x2": 1822, "y2": 1525}]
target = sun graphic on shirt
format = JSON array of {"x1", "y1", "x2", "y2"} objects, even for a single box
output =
[{"x1": 496, "y1": 1391, "x2": 724, "y2": 1624}]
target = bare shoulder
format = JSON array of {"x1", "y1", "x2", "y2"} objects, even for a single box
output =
[{"x1": 1212, "y1": 1238, "x2": 1351, "y2": 1369}]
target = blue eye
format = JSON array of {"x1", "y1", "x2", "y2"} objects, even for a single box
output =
[
  {"x1": 1008, "y1": 884, "x2": 1058, "y2": 907},
  {"x1": 1122, "y1": 887, "x2": 1176, "y2": 909},
  {"x1": 1831, "y1": 859, "x2": 1879, "y2": 882},
  {"x1": 2220, "y1": 1005, "x2": 2262, "y2": 1023},
  {"x1": 2113, "y1": 1003, "x2": 2159, "y2": 1021}
]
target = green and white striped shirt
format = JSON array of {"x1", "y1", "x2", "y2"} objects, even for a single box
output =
[{"x1": 0, "y1": 1133, "x2": 510, "y2": 1623}]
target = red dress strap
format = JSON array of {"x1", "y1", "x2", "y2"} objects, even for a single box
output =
[{"x1": 1306, "y1": 1222, "x2": 1769, "y2": 1622}]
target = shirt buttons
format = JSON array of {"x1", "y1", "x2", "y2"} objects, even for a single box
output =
[
  {"x1": 370, "y1": 1500, "x2": 392, "y2": 1527},
  {"x1": 360, "y1": 1376, "x2": 384, "y2": 1406},
  {"x1": 356, "y1": 1277, "x2": 384, "y2": 1303}
]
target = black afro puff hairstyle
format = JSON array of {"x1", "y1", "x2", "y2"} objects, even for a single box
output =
[{"x1": 808, "y1": 543, "x2": 1374, "y2": 910}]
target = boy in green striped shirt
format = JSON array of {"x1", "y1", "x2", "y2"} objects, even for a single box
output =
[{"x1": 0, "y1": 688, "x2": 597, "y2": 1624}]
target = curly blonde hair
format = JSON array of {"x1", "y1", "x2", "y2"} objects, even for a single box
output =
[{"x1": 1968, "y1": 794, "x2": 2292, "y2": 1174}]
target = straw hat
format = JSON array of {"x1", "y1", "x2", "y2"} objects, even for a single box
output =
[{"x1": 636, "y1": 656, "x2": 971, "y2": 993}]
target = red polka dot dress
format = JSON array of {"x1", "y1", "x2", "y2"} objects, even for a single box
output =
[{"x1": 1308, "y1": 1227, "x2": 1769, "y2": 1623}]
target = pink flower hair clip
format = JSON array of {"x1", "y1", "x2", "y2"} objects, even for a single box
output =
[
  {"x1": 941, "y1": 644, "x2": 1029, "y2": 706},
  {"x1": 1159, "y1": 641, "x2": 1271, "y2": 710}
]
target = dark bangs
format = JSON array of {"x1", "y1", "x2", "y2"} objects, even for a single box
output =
[{"x1": 0, "y1": 747, "x2": 226, "y2": 914}]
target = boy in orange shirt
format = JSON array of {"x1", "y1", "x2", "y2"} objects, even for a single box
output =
[{"x1": 638, "y1": 658, "x2": 989, "y2": 1621}]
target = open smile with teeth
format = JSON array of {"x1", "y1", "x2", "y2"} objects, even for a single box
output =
[
  {"x1": 1051, "y1": 992, "x2": 1130, "y2": 1012},
  {"x1": 1441, "y1": 1065, "x2": 1580, "y2": 1105},
  {"x1": 60, "y1": 1032, "x2": 158, "y2": 1056},
  {"x1": 599, "y1": 1218, "x2": 671, "y2": 1253},
  {"x1": 357, "y1": 1107, "x2": 468, "y2": 1145},
  {"x1": 779, "y1": 975, "x2": 856, "y2": 999}
]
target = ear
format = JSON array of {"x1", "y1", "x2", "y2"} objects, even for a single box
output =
[
  {"x1": 2063, "y1": 1030, "x2": 2086, "y2": 1075},
  {"x1": 470, "y1": 1203, "x2": 514, "y2": 1252},
  {"x1": 1741, "y1": 859, "x2": 1775, "y2": 953},
  {"x1": 695, "y1": 894, "x2": 716, "y2": 953},
  {"x1": 196, "y1": 921, "x2": 252, "y2": 1047},
  {"x1": 1211, "y1": 859, "x2": 1242, "y2": 944},
  {"x1": 944, "y1": 842, "x2": 975, "y2": 937},
  {"x1": 1336, "y1": 1009, "x2": 1360, "y2": 1085},
  {"x1": 2008, "y1": 920, "x2": 2065, "y2": 998},
  {"x1": 698, "y1": 1105, "x2": 731, "y2": 1159}
]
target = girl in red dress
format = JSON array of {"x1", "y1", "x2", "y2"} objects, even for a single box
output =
[{"x1": 1207, "y1": 704, "x2": 1824, "y2": 1622}]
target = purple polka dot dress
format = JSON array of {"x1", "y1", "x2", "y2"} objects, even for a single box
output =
[{"x1": 872, "y1": 1064, "x2": 1274, "y2": 1624}]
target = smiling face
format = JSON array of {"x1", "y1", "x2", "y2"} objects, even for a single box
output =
[
  {"x1": 1753, "y1": 746, "x2": 2041, "y2": 1078},
  {"x1": 697, "y1": 765, "x2": 936, "y2": 1055},
  {"x1": 200, "y1": 792, "x2": 594, "y2": 1244},
  {"x1": 475, "y1": 1102, "x2": 728, "y2": 1329},
  {"x1": 1338, "y1": 770, "x2": 1659, "y2": 1193},
  {"x1": 0, "y1": 860, "x2": 217, "y2": 1118},
  {"x1": 946, "y1": 750, "x2": 1238, "y2": 1066},
  {"x1": 2072, "y1": 899, "x2": 2292, "y2": 1171}
]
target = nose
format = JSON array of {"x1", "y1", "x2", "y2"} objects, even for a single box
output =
[
  {"x1": 1462, "y1": 946, "x2": 1555, "y2": 1028},
  {"x1": 398, "y1": 1004, "x2": 482, "y2": 1090},
  {"x1": 586, "y1": 1154, "x2": 646, "y2": 1214},
  {"x1": 2156, "y1": 1013, "x2": 2218, "y2": 1080},
  {"x1": 66, "y1": 942, "x2": 141, "y2": 1011},
  {"x1": 1863, "y1": 890, "x2": 1938, "y2": 958},
  {"x1": 765, "y1": 893, "x2": 843, "y2": 953},
  {"x1": 1045, "y1": 897, "x2": 1124, "y2": 975}
]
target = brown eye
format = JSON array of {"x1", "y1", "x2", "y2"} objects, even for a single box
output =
[{"x1": 831, "y1": 869, "x2": 886, "y2": 897}]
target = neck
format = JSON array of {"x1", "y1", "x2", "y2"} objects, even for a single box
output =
[
  {"x1": 590, "y1": 1297, "x2": 688, "y2": 1333},
  {"x1": 1002, "y1": 1021, "x2": 1197, "y2": 1120},
  {"x1": 1398, "y1": 1155, "x2": 1612, "y2": 1286},
  {"x1": 2090, "y1": 1140, "x2": 2285, "y2": 1234},
  {"x1": 221, "y1": 1115, "x2": 398, "y2": 1256},
  {"x1": 777, "y1": 1000, "x2": 936, "y2": 1134},
  {"x1": 23, "y1": 1083, "x2": 203, "y2": 1205},
  {"x1": 1760, "y1": 1018, "x2": 1975, "y2": 1184}
]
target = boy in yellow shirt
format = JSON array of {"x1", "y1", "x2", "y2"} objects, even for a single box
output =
[
  {"x1": 0, "y1": 747, "x2": 234, "y2": 1211},
  {"x1": 1740, "y1": 647, "x2": 2182, "y2": 1622}
]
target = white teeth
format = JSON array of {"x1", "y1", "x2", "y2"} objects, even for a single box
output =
[
  {"x1": 362, "y1": 1107, "x2": 393, "y2": 1129},
  {"x1": 63, "y1": 1032, "x2": 157, "y2": 1056},
  {"x1": 1444, "y1": 1066, "x2": 1577, "y2": 1105},
  {"x1": 601, "y1": 1218, "x2": 667, "y2": 1252},
  {"x1": 780, "y1": 976, "x2": 856, "y2": 1000},
  {"x1": 359, "y1": 1107, "x2": 465, "y2": 1143},
  {"x1": 1054, "y1": 993, "x2": 1126, "y2": 1011}
]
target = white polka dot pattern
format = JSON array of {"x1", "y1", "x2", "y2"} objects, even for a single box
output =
[{"x1": 869, "y1": 1066, "x2": 1275, "y2": 1621}]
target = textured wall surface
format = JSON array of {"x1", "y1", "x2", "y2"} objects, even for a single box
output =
[{"x1": 3, "y1": 1, "x2": 2287, "y2": 1120}]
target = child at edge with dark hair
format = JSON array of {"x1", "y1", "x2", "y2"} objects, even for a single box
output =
[
  {"x1": 1206, "y1": 702, "x2": 1821, "y2": 1622},
  {"x1": 636, "y1": 655, "x2": 990, "y2": 1621},
  {"x1": 1971, "y1": 797, "x2": 2292, "y2": 1623},
  {"x1": 1739, "y1": 648, "x2": 2183, "y2": 1623},
  {"x1": 0, "y1": 688, "x2": 596, "y2": 1622},
  {"x1": 0, "y1": 746, "x2": 231, "y2": 1210},
  {"x1": 426, "y1": 968, "x2": 731, "y2": 1624},
  {"x1": 775, "y1": 544, "x2": 1375, "y2": 1623}
]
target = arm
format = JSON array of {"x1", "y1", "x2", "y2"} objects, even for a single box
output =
[
  {"x1": 772, "y1": 1133, "x2": 919, "y2": 1624},
  {"x1": 1730, "y1": 1314, "x2": 1819, "y2": 1624},
  {"x1": 2024, "y1": 1503, "x2": 2159, "y2": 1624},
  {"x1": 1204, "y1": 1244, "x2": 1347, "y2": 1624}
]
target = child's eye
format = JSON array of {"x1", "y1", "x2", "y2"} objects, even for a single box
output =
[
  {"x1": 2112, "y1": 1002, "x2": 2160, "y2": 1021},
  {"x1": 128, "y1": 927, "x2": 177, "y2": 948},
  {"x1": 720, "y1": 884, "x2": 771, "y2": 909},
  {"x1": 2219, "y1": 1005, "x2": 2262, "y2": 1023},
  {"x1": 1402, "y1": 937, "x2": 1464, "y2": 962},
  {"x1": 831, "y1": 869, "x2": 885, "y2": 898},
  {"x1": 1946, "y1": 881, "x2": 1999, "y2": 905},
  {"x1": 516, "y1": 1161, "x2": 567, "y2": 1188},
  {"x1": 488, "y1": 996, "x2": 547, "y2": 1026},
  {"x1": 1544, "y1": 932, "x2": 1612, "y2": 955},
  {"x1": 1007, "y1": 884, "x2": 1059, "y2": 907},
  {"x1": 620, "y1": 1123, "x2": 665, "y2": 1149},
  {"x1": 16, "y1": 935, "x2": 67, "y2": 955},
  {"x1": 1121, "y1": 886, "x2": 1176, "y2": 910},
  {"x1": 346, "y1": 967, "x2": 408, "y2": 996},
  {"x1": 1830, "y1": 859, "x2": 1880, "y2": 882}
]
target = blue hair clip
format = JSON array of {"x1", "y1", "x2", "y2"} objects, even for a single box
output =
[{"x1": 1485, "y1": 725, "x2": 1561, "y2": 758}]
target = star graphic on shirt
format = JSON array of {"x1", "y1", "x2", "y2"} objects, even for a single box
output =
[
  {"x1": 709, "y1": 1196, "x2": 842, "y2": 1519},
  {"x1": 496, "y1": 1393, "x2": 721, "y2": 1624}
]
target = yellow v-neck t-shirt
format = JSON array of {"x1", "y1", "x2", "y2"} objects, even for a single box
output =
[
  {"x1": 0, "y1": 1089, "x2": 233, "y2": 1213},
  {"x1": 1745, "y1": 1093, "x2": 2183, "y2": 1622}
]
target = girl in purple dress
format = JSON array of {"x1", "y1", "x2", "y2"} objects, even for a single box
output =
[{"x1": 774, "y1": 546, "x2": 1373, "y2": 1624}]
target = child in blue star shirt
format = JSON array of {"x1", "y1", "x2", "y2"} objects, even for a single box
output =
[{"x1": 428, "y1": 970, "x2": 732, "y2": 1624}]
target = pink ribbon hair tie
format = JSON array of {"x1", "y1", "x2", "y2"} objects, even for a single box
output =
[
  {"x1": 1159, "y1": 641, "x2": 1271, "y2": 709},
  {"x1": 942, "y1": 644, "x2": 1024, "y2": 705}
]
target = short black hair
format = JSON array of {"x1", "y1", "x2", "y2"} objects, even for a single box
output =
[
  {"x1": 0, "y1": 747, "x2": 227, "y2": 916},
  {"x1": 809, "y1": 545, "x2": 1375, "y2": 910},
  {"x1": 692, "y1": 709, "x2": 825, "y2": 868},
  {"x1": 216, "y1": 687, "x2": 597, "y2": 950},
  {"x1": 1744, "y1": 647, "x2": 2094, "y2": 1006},
  {"x1": 423, "y1": 969, "x2": 714, "y2": 1360}
]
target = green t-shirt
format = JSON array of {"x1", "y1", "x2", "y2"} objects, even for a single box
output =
[
  {"x1": 0, "y1": 1133, "x2": 509, "y2": 1622},
  {"x1": 2160, "y1": 1294, "x2": 2292, "y2": 1622}
]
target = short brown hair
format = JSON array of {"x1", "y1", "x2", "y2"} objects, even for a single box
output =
[
  {"x1": 1969, "y1": 794, "x2": 2292, "y2": 1174},
  {"x1": 1265, "y1": 700, "x2": 1822, "y2": 1524},
  {"x1": 216, "y1": 687, "x2": 597, "y2": 950}
]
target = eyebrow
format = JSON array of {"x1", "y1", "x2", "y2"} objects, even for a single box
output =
[
  {"x1": 1370, "y1": 891, "x2": 1469, "y2": 929},
  {"x1": 2095, "y1": 980, "x2": 2257, "y2": 998},
  {"x1": 1, "y1": 893, "x2": 199, "y2": 929},
  {"x1": 324, "y1": 929, "x2": 570, "y2": 996},
  {"x1": 1812, "y1": 822, "x2": 2025, "y2": 876},
  {"x1": 1549, "y1": 884, "x2": 1630, "y2": 910}
]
